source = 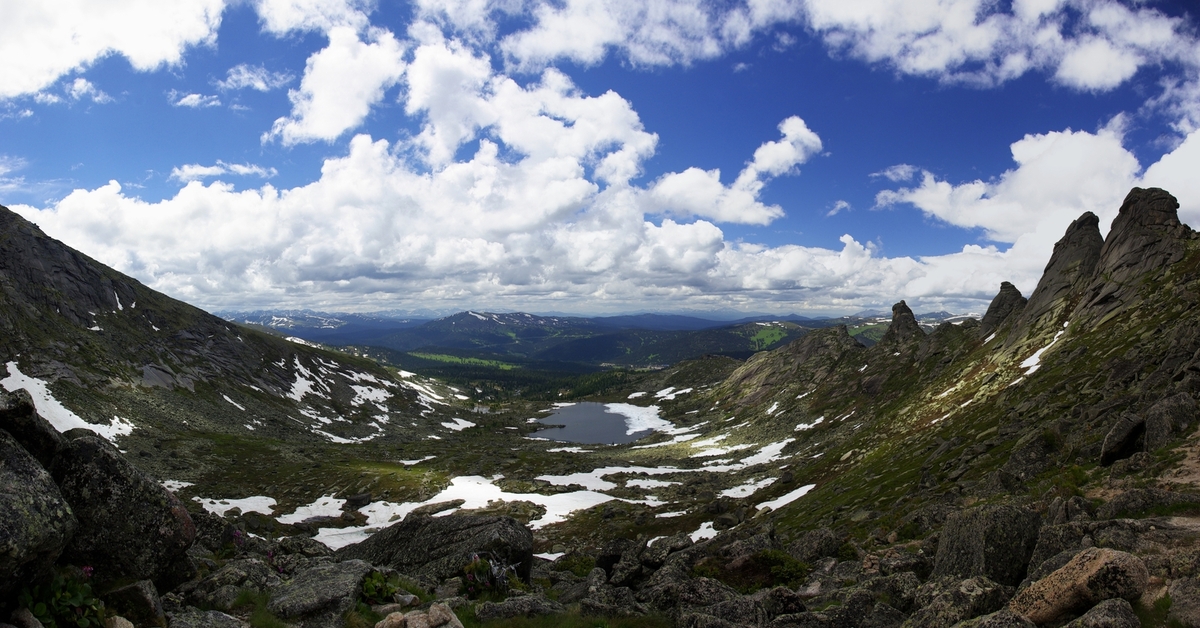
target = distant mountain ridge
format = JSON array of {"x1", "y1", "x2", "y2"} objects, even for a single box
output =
[{"x1": 219, "y1": 308, "x2": 978, "y2": 368}]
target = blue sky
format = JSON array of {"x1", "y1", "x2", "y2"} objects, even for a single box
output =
[{"x1": 2, "y1": 0, "x2": 1199, "y2": 316}]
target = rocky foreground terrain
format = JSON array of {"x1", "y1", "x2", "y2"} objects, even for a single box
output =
[{"x1": 7, "y1": 187, "x2": 1200, "y2": 627}]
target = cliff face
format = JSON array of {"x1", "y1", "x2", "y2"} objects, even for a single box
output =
[
  {"x1": 1074, "y1": 187, "x2": 1193, "y2": 326},
  {"x1": 1015, "y1": 211, "x2": 1103, "y2": 337}
]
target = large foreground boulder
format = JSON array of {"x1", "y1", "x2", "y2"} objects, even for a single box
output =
[
  {"x1": 1008, "y1": 548, "x2": 1148, "y2": 624},
  {"x1": 0, "y1": 389, "x2": 66, "y2": 468},
  {"x1": 0, "y1": 428, "x2": 77, "y2": 600},
  {"x1": 268, "y1": 559, "x2": 373, "y2": 628},
  {"x1": 933, "y1": 505, "x2": 1041, "y2": 586},
  {"x1": 335, "y1": 513, "x2": 534, "y2": 582},
  {"x1": 52, "y1": 434, "x2": 196, "y2": 585}
]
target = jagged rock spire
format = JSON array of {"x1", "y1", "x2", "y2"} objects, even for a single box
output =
[
  {"x1": 1017, "y1": 211, "x2": 1103, "y2": 334},
  {"x1": 879, "y1": 300, "x2": 923, "y2": 346},
  {"x1": 979, "y1": 282, "x2": 1026, "y2": 340},
  {"x1": 1075, "y1": 188, "x2": 1192, "y2": 325}
]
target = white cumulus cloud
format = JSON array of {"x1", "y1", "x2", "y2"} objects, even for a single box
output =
[
  {"x1": 0, "y1": 0, "x2": 225, "y2": 100},
  {"x1": 266, "y1": 26, "x2": 407, "y2": 145},
  {"x1": 647, "y1": 116, "x2": 821, "y2": 225}
]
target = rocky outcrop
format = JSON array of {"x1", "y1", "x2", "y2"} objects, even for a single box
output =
[
  {"x1": 0, "y1": 428, "x2": 77, "y2": 600},
  {"x1": 474, "y1": 594, "x2": 565, "y2": 621},
  {"x1": 52, "y1": 434, "x2": 196, "y2": 586},
  {"x1": 787, "y1": 527, "x2": 842, "y2": 563},
  {"x1": 1075, "y1": 188, "x2": 1193, "y2": 326},
  {"x1": 903, "y1": 576, "x2": 1011, "y2": 627},
  {"x1": 879, "y1": 301, "x2": 925, "y2": 347},
  {"x1": 268, "y1": 559, "x2": 374, "y2": 628},
  {"x1": 721, "y1": 325, "x2": 864, "y2": 407},
  {"x1": 1016, "y1": 212, "x2": 1103, "y2": 336},
  {"x1": 933, "y1": 505, "x2": 1041, "y2": 587},
  {"x1": 0, "y1": 389, "x2": 65, "y2": 468},
  {"x1": 979, "y1": 282, "x2": 1026, "y2": 341},
  {"x1": 1008, "y1": 548, "x2": 1148, "y2": 624},
  {"x1": 334, "y1": 513, "x2": 534, "y2": 582},
  {"x1": 1062, "y1": 598, "x2": 1139, "y2": 627}
]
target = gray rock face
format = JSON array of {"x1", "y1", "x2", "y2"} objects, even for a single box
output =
[
  {"x1": 998, "y1": 429, "x2": 1057, "y2": 485},
  {"x1": 186, "y1": 558, "x2": 283, "y2": 611},
  {"x1": 879, "y1": 301, "x2": 924, "y2": 347},
  {"x1": 0, "y1": 389, "x2": 65, "y2": 468},
  {"x1": 1167, "y1": 577, "x2": 1200, "y2": 627},
  {"x1": 104, "y1": 580, "x2": 167, "y2": 628},
  {"x1": 268, "y1": 559, "x2": 373, "y2": 628},
  {"x1": 334, "y1": 513, "x2": 533, "y2": 582},
  {"x1": 474, "y1": 594, "x2": 565, "y2": 621},
  {"x1": 1017, "y1": 212, "x2": 1103, "y2": 335},
  {"x1": 52, "y1": 435, "x2": 196, "y2": 585},
  {"x1": 1062, "y1": 598, "x2": 1139, "y2": 628},
  {"x1": 904, "y1": 577, "x2": 1011, "y2": 628},
  {"x1": 168, "y1": 609, "x2": 247, "y2": 628},
  {"x1": 580, "y1": 584, "x2": 647, "y2": 617},
  {"x1": 0, "y1": 428, "x2": 77, "y2": 600},
  {"x1": 1143, "y1": 392, "x2": 1196, "y2": 451},
  {"x1": 1094, "y1": 487, "x2": 1200, "y2": 519},
  {"x1": 1076, "y1": 188, "x2": 1192, "y2": 325},
  {"x1": 954, "y1": 608, "x2": 1036, "y2": 627},
  {"x1": 641, "y1": 532, "x2": 692, "y2": 568},
  {"x1": 788, "y1": 527, "x2": 842, "y2": 563},
  {"x1": 933, "y1": 505, "x2": 1041, "y2": 586},
  {"x1": 1100, "y1": 414, "x2": 1146, "y2": 466},
  {"x1": 979, "y1": 282, "x2": 1027, "y2": 341}
]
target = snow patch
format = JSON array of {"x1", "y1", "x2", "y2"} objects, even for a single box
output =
[
  {"x1": 194, "y1": 495, "x2": 276, "y2": 517},
  {"x1": 1020, "y1": 324, "x2": 1068, "y2": 375},
  {"x1": 795, "y1": 416, "x2": 824, "y2": 431},
  {"x1": 441, "y1": 418, "x2": 476, "y2": 431},
  {"x1": 398, "y1": 455, "x2": 436, "y2": 465},
  {"x1": 757, "y1": 484, "x2": 816, "y2": 511},
  {"x1": 604, "y1": 403, "x2": 674, "y2": 435},
  {"x1": 222, "y1": 394, "x2": 245, "y2": 411},
  {"x1": 1, "y1": 362, "x2": 134, "y2": 442},
  {"x1": 627, "y1": 391, "x2": 647, "y2": 399},
  {"x1": 162, "y1": 480, "x2": 194, "y2": 491},
  {"x1": 720, "y1": 477, "x2": 777, "y2": 498},
  {"x1": 654, "y1": 387, "x2": 692, "y2": 401},
  {"x1": 690, "y1": 522, "x2": 716, "y2": 542},
  {"x1": 277, "y1": 495, "x2": 346, "y2": 525}
]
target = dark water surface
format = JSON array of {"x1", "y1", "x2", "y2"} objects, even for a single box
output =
[{"x1": 536, "y1": 402, "x2": 651, "y2": 444}]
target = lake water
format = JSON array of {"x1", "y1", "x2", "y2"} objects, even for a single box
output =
[{"x1": 536, "y1": 402, "x2": 655, "y2": 444}]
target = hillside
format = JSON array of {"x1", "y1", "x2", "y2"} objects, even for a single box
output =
[{"x1": 6, "y1": 188, "x2": 1200, "y2": 627}]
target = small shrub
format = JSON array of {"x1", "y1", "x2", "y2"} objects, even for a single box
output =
[
  {"x1": 836, "y1": 543, "x2": 859, "y2": 562},
  {"x1": 361, "y1": 571, "x2": 400, "y2": 605},
  {"x1": 557, "y1": 554, "x2": 596, "y2": 579},
  {"x1": 18, "y1": 567, "x2": 106, "y2": 628},
  {"x1": 462, "y1": 553, "x2": 517, "y2": 599}
]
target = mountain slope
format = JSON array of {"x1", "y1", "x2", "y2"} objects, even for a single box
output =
[{"x1": 0, "y1": 206, "x2": 465, "y2": 458}]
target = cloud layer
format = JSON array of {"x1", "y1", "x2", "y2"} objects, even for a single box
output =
[{"x1": 2, "y1": 0, "x2": 1199, "y2": 315}]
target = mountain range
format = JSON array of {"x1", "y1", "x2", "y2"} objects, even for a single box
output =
[{"x1": 3, "y1": 187, "x2": 1200, "y2": 627}]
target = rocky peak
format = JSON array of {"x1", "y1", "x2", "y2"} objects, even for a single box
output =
[
  {"x1": 979, "y1": 282, "x2": 1026, "y2": 340},
  {"x1": 1075, "y1": 188, "x2": 1193, "y2": 326},
  {"x1": 1016, "y1": 212, "x2": 1103, "y2": 336},
  {"x1": 878, "y1": 300, "x2": 924, "y2": 346}
]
